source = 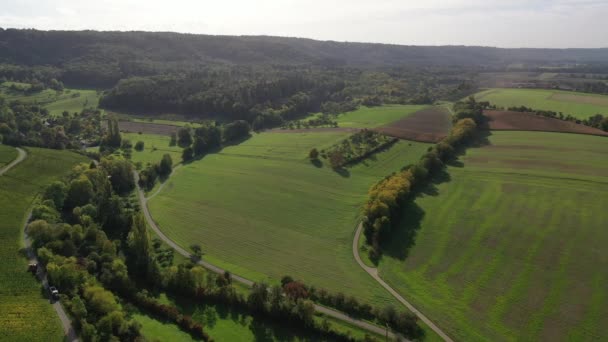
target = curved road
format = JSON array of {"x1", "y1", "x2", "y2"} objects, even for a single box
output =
[
  {"x1": 0, "y1": 147, "x2": 26, "y2": 175},
  {"x1": 0, "y1": 147, "x2": 79, "y2": 342},
  {"x1": 133, "y1": 170, "x2": 400, "y2": 340},
  {"x1": 353, "y1": 223, "x2": 453, "y2": 342}
]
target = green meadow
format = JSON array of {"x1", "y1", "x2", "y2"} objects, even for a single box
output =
[
  {"x1": 334, "y1": 105, "x2": 428, "y2": 128},
  {"x1": 0, "y1": 81, "x2": 100, "y2": 116},
  {"x1": 0, "y1": 144, "x2": 18, "y2": 168},
  {"x1": 147, "y1": 131, "x2": 431, "y2": 306},
  {"x1": 0, "y1": 147, "x2": 87, "y2": 341},
  {"x1": 378, "y1": 131, "x2": 608, "y2": 341},
  {"x1": 123, "y1": 133, "x2": 183, "y2": 166},
  {"x1": 475, "y1": 88, "x2": 608, "y2": 119}
]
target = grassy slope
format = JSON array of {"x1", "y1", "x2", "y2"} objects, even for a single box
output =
[
  {"x1": 0, "y1": 144, "x2": 18, "y2": 168},
  {"x1": 475, "y1": 88, "x2": 608, "y2": 119},
  {"x1": 148, "y1": 131, "x2": 431, "y2": 306},
  {"x1": 0, "y1": 147, "x2": 87, "y2": 341},
  {"x1": 0, "y1": 82, "x2": 100, "y2": 117},
  {"x1": 335, "y1": 105, "x2": 428, "y2": 128},
  {"x1": 123, "y1": 133, "x2": 183, "y2": 166},
  {"x1": 379, "y1": 131, "x2": 608, "y2": 341}
]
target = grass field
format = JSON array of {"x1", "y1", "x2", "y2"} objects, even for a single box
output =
[
  {"x1": 147, "y1": 131, "x2": 431, "y2": 307},
  {"x1": 0, "y1": 147, "x2": 87, "y2": 341},
  {"x1": 475, "y1": 88, "x2": 608, "y2": 119},
  {"x1": 0, "y1": 144, "x2": 18, "y2": 168},
  {"x1": 378, "y1": 131, "x2": 608, "y2": 341},
  {"x1": 123, "y1": 133, "x2": 183, "y2": 166},
  {"x1": 0, "y1": 82, "x2": 100, "y2": 117},
  {"x1": 335, "y1": 105, "x2": 428, "y2": 128}
]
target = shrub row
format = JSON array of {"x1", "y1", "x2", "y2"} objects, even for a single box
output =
[{"x1": 362, "y1": 118, "x2": 478, "y2": 259}]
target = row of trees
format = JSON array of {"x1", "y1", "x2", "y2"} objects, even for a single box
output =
[
  {"x1": 316, "y1": 130, "x2": 396, "y2": 169},
  {"x1": 506, "y1": 105, "x2": 608, "y2": 131},
  {"x1": 179, "y1": 121, "x2": 251, "y2": 162},
  {"x1": 362, "y1": 99, "x2": 483, "y2": 260},
  {"x1": 137, "y1": 154, "x2": 173, "y2": 190}
]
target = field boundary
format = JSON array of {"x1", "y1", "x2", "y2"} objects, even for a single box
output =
[
  {"x1": 353, "y1": 222, "x2": 453, "y2": 342},
  {"x1": 133, "y1": 170, "x2": 402, "y2": 340}
]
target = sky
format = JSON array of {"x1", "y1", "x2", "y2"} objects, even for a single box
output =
[{"x1": 1, "y1": 0, "x2": 607, "y2": 48}]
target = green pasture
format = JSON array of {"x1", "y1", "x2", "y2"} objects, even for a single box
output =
[
  {"x1": 335, "y1": 105, "x2": 427, "y2": 128},
  {"x1": 0, "y1": 82, "x2": 100, "y2": 116},
  {"x1": 0, "y1": 147, "x2": 87, "y2": 341},
  {"x1": 475, "y1": 88, "x2": 608, "y2": 119},
  {"x1": 123, "y1": 133, "x2": 183, "y2": 166},
  {"x1": 378, "y1": 131, "x2": 608, "y2": 341},
  {"x1": 0, "y1": 144, "x2": 18, "y2": 168},
  {"x1": 147, "y1": 131, "x2": 431, "y2": 307}
]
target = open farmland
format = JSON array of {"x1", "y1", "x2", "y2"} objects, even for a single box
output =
[
  {"x1": 375, "y1": 106, "x2": 452, "y2": 142},
  {"x1": 123, "y1": 133, "x2": 183, "y2": 165},
  {"x1": 147, "y1": 131, "x2": 432, "y2": 306},
  {"x1": 0, "y1": 82, "x2": 100, "y2": 116},
  {"x1": 378, "y1": 131, "x2": 608, "y2": 341},
  {"x1": 117, "y1": 120, "x2": 180, "y2": 135},
  {"x1": 484, "y1": 110, "x2": 608, "y2": 136},
  {"x1": 0, "y1": 147, "x2": 87, "y2": 341},
  {"x1": 475, "y1": 88, "x2": 608, "y2": 119},
  {"x1": 333, "y1": 105, "x2": 427, "y2": 128},
  {"x1": 0, "y1": 145, "x2": 18, "y2": 168}
]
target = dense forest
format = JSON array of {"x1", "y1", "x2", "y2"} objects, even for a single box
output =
[{"x1": 1, "y1": 28, "x2": 608, "y2": 126}]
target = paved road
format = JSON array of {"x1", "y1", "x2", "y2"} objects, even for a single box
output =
[
  {"x1": 0, "y1": 147, "x2": 26, "y2": 175},
  {"x1": 0, "y1": 146, "x2": 79, "y2": 342},
  {"x1": 133, "y1": 170, "x2": 399, "y2": 340},
  {"x1": 353, "y1": 222, "x2": 454, "y2": 342}
]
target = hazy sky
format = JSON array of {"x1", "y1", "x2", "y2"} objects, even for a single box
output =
[{"x1": 1, "y1": 0, "x2": 607, "y2": 48}]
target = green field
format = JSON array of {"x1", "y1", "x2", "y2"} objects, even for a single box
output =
[
  {"x1": 334, "y1": 105, "x2": 427, "y2": 128},
  {"x1": 378, "y1": 131, "x2": 608, "y2": 341},
  {"x1": 123, "y1": 133, "x2": 183, "y2": 166},
  {"x1": 0, "y1": 82, "x2": 100, "y2": 117},
  {"x1": 475, "y1": 88, "x2": 608, "y2": 119},
  {"x1": 0, "y1": 147, "x2": 87, "y2": 341},
  {"x1": 148, "y1": 131, "x2": 431, "y2": 306},
  {"x1": 0, "y1": 145, "x2": 18, "y2": 168}
]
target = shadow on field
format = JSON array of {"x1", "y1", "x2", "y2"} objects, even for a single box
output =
[
  {"x1": 310, "y1": 158, "x2": 323, "y2": 168},
  {"x1": 381, "y1": 131, "x2": 493, "y2": 261},
  {"x1": 333, "y1": 167, "x2": 351, "y2": 178}
]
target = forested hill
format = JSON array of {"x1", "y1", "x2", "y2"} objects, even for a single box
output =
[{"x1": 2, "y1": 28, "x2": 608, "y2": 69}]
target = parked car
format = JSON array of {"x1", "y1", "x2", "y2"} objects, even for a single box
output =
[{"x1": 49, "y1": 286, "x2": 59, "y2": 299}]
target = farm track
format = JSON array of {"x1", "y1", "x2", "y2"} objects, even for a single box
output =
[
  {"x1": 133, "y1": 170, "x2": 402, "y2": 340},
  {"x1": 353, "y1": 222, "x2": 453, "y2": 342},
  {"x1": 0, "y1": 147, "x2": 79, "y2": 342}
]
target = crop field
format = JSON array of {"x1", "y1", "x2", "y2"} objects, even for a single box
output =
[
  {"x1": 376, "y1": 106, "x2": 452, "y2": 142},
  {"x1": 147, "y1": 131, "x2": 432, "y2": 306},
  {"x1": 378, "y1": 131, "x2": 608, "y2": 341},
  {"x1": 485, "y1": 110, "x2": 608, "y2": 136},
  {"x1": 332, "y1": 105, "x2": 427, "y2": 128},
  {"x1": 0, "y1": 145, "x2": 18, "y2": 168},
  {"x1": 123, "y1": 133, "x2": 183, "y2": 166},
  {"x1": 0, "y1": 147, "x2": 87, "y2": 341},
  {"x1": 475, "y1": 88, "x2": 608, "y2": 119},
  {"x1": 118, "y1": 120, "x2": 181, "y2": 135},
  {"x1": 0, "y1": 82, "x2": 100, "y2": 117}
]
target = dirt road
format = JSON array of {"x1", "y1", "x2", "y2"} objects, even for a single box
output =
[
  {"x1": 133, "y1": 170, "x2": 400, "y2": 340},
  {"x1": 353, "y1": 222, "x2": 453, "y2": 342},
  {"x1": 0, "y1": 147, "x2": 26, "y2": 175}
]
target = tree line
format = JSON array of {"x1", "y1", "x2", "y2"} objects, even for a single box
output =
[
  {"x1": 505, "y1": 105, "x2": 608, "y2": 131},
  {"x1": 362, "y1": 98, "x2": 484, "y2": 260}
]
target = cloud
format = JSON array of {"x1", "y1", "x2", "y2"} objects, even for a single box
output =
[{"x1": 0, "y1": 0, "x2": 607, "y2": 48}]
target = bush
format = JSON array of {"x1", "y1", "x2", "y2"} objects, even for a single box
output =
[{"x1": 134, "y1": 141, "x2": 144, "y2": 151}]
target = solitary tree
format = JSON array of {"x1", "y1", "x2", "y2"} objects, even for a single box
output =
[
  {"x1": 309, "y1": 148, "x2": 319, "y2": 160},
  {"x1": 158, "y1": 154, "x2": 173, "y2": 177}
]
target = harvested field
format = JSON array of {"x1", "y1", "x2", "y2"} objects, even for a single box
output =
[
  {"x1": 117, "y1": 120, "x2": 179, "y2": 135},
  {"x1": 485, "y1": 110, "x2": 608, "y2": 137},
  {"x1": 375, "y1": 106, "x2": 451, "y2": 142},
  {"x1": 269, "y1": 127, "x2": 359, "y2": 133}
]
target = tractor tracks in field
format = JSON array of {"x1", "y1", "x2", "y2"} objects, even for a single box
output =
[
  {"x1": 0, "y1": 147, "x2": 79, "y2": 342},
  {"x1": 353, "y1": 222, "x2": 453, "y2": 342},
  {"x1": 133, "y1": 170, "x2": 401, "y2": 340}
]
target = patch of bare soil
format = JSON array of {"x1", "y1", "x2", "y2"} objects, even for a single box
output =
[
  {"x1": 484, "y1": 110, "x2": 608, "y2": 137},
  {"x1": 375, "y1": 107, "x2": 451, "y2": 143},
  {"x1": 117, "y1": 121, "x2": 179, "y2": 135}
]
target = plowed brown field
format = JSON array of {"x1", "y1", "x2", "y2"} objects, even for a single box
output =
[
  {"x1": 117, "y1": 121, "x2": 179, "y2": 135},
  {"x1": 375, "y1": 107, "x2": 451, "y2": 142},
  {"x1": 484, "y1": 110, "x2": 608, "y2": 137}
]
